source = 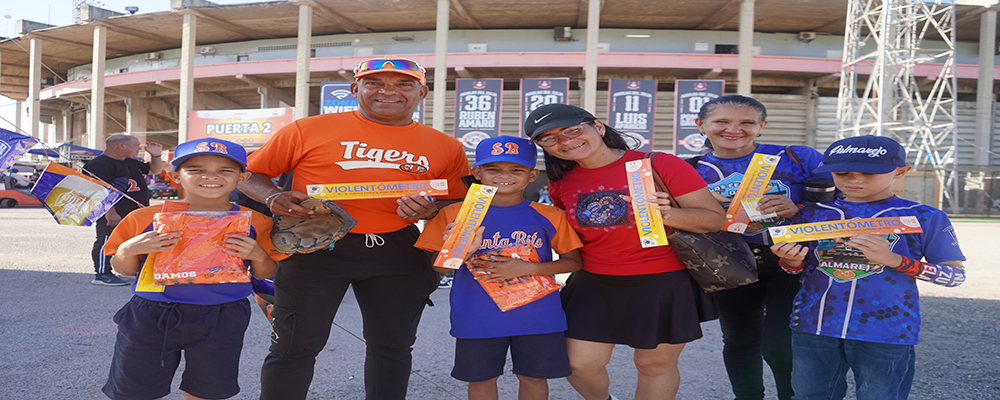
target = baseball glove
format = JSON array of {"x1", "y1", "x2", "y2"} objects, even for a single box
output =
[{"x1": 271, "y1": 198, "x2": 357, "y2": 254}]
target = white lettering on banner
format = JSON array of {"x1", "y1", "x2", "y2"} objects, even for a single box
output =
[
  {"x1": 614, "y1": 113, "x2": 648, "y2": 130},
  {"x1": 828, "y1": 145, "x2": 889, "y2": 158},
  {"x1": 337, "y1": 141, "x2": 430, "y2": 171}
]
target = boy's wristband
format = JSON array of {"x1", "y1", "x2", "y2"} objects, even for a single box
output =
[
  {"x1": 778, "y1": 258, "x2": 806, "y2": 272},
  {"x1": 895, "y1": 255, "x2": 923, "y2": 278}
]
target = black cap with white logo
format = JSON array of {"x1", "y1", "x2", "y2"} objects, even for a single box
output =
[{"x1": 523, "y1": 104, "x2": 596, "y2": 141}]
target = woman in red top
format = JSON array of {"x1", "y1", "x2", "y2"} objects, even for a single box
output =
[{"x1": 524, "y1": 104, "x2": 725, "y2": 400}]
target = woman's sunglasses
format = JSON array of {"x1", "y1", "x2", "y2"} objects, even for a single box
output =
[{"x1": 532, "y1": 123, "x2": 591, "y2": 147}]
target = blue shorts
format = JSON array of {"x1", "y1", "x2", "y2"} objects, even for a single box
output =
[
  {"x1": 102, "y1": 295, "x2": 251, "y2": 400},
  {"x1": 451, "y1": 332, "x2": 571, "y2": 382}
]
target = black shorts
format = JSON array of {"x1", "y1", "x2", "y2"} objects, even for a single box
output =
[
  {"x1": 451, "y1": 332, "x2": 572, "y2": 382},
  {"x1": 561, "y1": 269, "x2": 717, "y2": 349},
  {"x1": 102, "y1": 295, "x2": 251, "y2": 400}
]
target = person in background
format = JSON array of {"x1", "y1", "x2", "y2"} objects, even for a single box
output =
[
  {"x1": 526, "y1": 103, "x2": 724, "y2": 400},
  {"x1": 84, "y1": 134, "x2": 162, "y2": 286},
  {"x1": 690, "y1": 94, "x2": 828, "y2": 400},
  {"x1": 238, "y1": 57, "x2": 472, "y2": 400}
]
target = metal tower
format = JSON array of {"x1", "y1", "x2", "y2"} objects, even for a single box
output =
[{"x1": 836, "y1": 0, "x2": 958, "y2": 210}]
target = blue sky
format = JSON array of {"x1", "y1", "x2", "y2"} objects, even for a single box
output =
[{"x1": 1, "y1": 0, "x2": 245, "y2": 139}]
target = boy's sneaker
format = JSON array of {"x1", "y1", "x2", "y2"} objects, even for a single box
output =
[
  {"x1": 438, "y1": 276, "x2": 453, "y2": 289},
  {"x1": 92, "y1": 273, "x2": 130, "y2": 286}
]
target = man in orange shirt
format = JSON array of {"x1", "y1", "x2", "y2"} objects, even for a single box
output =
[{"x1": 239, "y1": 58, "x2": 471, "y2": 400}]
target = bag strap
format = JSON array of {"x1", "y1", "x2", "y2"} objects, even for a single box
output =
[
  {"x1": 643, "y1": 152, "x2": 681, "y2": 209},
  {"x1": 784, "y1": 145, "x2": 803, "y2": 168}
]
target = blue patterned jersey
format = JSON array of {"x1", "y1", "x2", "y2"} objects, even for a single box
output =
[
  {"x1": 693, "y1": 144, "x2": 827, "y2": 244},
  {"x1": 784, "y1": 196, "x2": 965, "y2": 345}
]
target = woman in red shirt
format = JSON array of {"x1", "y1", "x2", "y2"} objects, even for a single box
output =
[{"x1": 524, "y1": 104, "x2": 725, "y2": 400}]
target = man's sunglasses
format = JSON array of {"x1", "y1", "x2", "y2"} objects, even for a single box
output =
[{"x1": 354, "y1": 59, "x2": 425, "y2": 75}]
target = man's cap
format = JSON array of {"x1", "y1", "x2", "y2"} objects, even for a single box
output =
[
  {"x1": 523, "y1": 104, "x2": 596, "y2": 140},
  {"x1": 353, "y1": 58, "x2": 426, "y2": 85},
  {"x1": 170, "y1": 138, "x2": 248, "y2": 171},
  {"x1": 473, "y1": 136, "x2": 538, "y2": 168},
  {"x1": 813, "y1": 135, "x2": 907, "y2": 174}
]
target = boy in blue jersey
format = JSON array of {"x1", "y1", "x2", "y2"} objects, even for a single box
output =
[
  {"x1": 415, "y1": 135, "x2": 583, "y2": 400},
  {"x1": 102, "y1": 138, "x2": 288, "y2": 400},
  {"x1": 770, "y1": 135, "x2": 966, "y2": 400}
]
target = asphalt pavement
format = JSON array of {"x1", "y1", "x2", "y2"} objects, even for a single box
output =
[{"x1": 0, "y1": 206, "x2": 996, "y2": 399}]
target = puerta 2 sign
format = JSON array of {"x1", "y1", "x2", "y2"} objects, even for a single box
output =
[
  {"x1": 454, "y1": 79, "x2": 503, "y2": 157},
  {"x1": 674, "y1": 79, "x2": 724, "y2": 158},
  {"x1": 520, "y1": 78, "x2": 569, "y2": 137},
  {"x1": 607, "y1": 79, "x2": 658, "y2": 152},
  {"x1": 321, "y1": 81, "x2": 425, "y2": 123}
]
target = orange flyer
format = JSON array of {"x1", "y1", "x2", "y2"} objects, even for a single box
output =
[
  {"x1": 723, "y1": 153, "x2": 781, "y2": 233},
  {"x1": 768, "y1": 217, "x2": 923, "y2": 243},
  {"x1": 152, "y1": 211, "x2": 252, "y2": 285},
  {"x1": 433, "y1": 184, "x2": 498, "y2": 269},
  {"x1": 467, "y1": 243, "x2": 560, "y2": 312},
  {"x1": 306, "y1": 179, "x2": 449, "y2": 200}
]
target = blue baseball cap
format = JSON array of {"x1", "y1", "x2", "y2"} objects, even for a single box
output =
[
  {"x1": 814, "y1": 135, "x2": 907, "y2": 174},
  {"x1": 472, "y1": 136, "x2": 537, "y2": 168},
  {"x1": 170, "y1": 138, "x2": 248, "y2": 171}
]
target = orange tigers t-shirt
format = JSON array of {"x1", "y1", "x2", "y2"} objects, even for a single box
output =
[{"x1": 248, "y1": 111, "x2": 471, "y2": 234}]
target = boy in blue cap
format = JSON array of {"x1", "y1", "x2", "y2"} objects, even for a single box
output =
[
  {"x1": 769, "y1": 135, "x2": 967, "y2": 400},
  {"x1": 415, "y1": 135, "x2": 583, "y2": 400},
  {"x1": 101, "y1": 138, "x2": 288, "y2": 400}
]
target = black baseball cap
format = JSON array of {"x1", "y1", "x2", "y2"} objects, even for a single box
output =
[{"x1": 524, "y1": 104, "x2": 596, "y2": 140}]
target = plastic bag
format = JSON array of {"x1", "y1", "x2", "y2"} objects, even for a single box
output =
[
  {"x1": 467, "y1": 243, "x2": 561, "y2": 312},
  {"x1": 152, "y1": 211, "x2": 252, "y2": 285}
]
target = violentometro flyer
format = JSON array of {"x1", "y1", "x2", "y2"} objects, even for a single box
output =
[
  {"x1": 433, "y1": 183, "x2": 498, "y2": 269},
  {"x1": 306, "y1": 179, "x2": 449, "y2": 200},
  {"x1": 767, "y1": 216, "x2": 923, "y2": 243},
  {"x1": 625, "y1": 158, "x2": 668, "y2": 248},
  {"x1": 723, "y1": 153, "x2": 781, "y2": 233}
]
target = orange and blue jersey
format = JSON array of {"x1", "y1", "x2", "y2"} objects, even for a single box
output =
[{"x1": 416, "y1": 200, "x2": 583, "y2": 339}]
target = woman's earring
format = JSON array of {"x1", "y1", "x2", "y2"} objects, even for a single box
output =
[
  {"x1": 699, "y1": 132, "x2": 706, "y2": 136},
  {"x1": 757, "y1": 133, "x2": 762, "y2": 137}
]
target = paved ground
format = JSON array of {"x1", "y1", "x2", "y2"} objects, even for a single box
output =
[{"x1": 0, "y1": 206, "x2": 996, "y2": 399}]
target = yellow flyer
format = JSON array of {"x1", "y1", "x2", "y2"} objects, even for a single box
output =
[
  {"x1": 625, "y1": 159, "x2": 668, "y2": 247},
  {"x1": 433, "y1": 184, "x2": 498, "y2": 269},
  {"x1": 135, "y1": 254, "x2": 165, "y2": 292},
  {"x1": 768, "y1": 217, "x2": 923, "y2": 243},
  {"x1": 306, "y1": 179, "x2": 449, "y2": 200},
  {"x1": 723, "y1": 153, "x2": 781, "y2": 233}
]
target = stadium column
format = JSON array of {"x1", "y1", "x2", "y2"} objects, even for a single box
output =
[
  {"x1": 433, "y1": 0, "x2": 449, "y2": 132},
  {"x1": 178, "y1": 12, "x2": 197, "y2": 143},
  {"x1": 583, "y1": 0, "x2": 601, "y2": 112},
  {"x1": 89, "y1": 25, "x2": 107, "y2": 148},
  {"x1": 294, "y1": 1, "x2": 312, "y2": 120},
  {"x1": 974, "y1": 9, "x2": 997, "y2": 166},
  {"x1": 28, "y1": 36, "x2": 42, "y2": 141},
  {"x1": 737, "y1": 0, "x2": 755, "y2": 96},
  {"x1": 126, "y1": 96, "x2": 149, "y2": 143}
]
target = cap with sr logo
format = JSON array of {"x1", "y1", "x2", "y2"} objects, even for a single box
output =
[
  {"x1": 473, "y1": 136, "x2": 538, "y2": 168},
  {"x1": 170, "y1": 138, "x2": 248, "y2": 171},
  {"x1": 523, "y1": 104, "x2": 597, "y2": 141},
  {"x1": 813, "y1": 135, "x2": 907, "y2": 174}
]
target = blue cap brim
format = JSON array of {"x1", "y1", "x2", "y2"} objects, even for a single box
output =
[
  {"x1": 170, "y1": 153, "x2": 247, "y2": 171},
  {"x1": 472, "y1": 156, "x2": 535, "y2": 168},
  {"x1": 813, "y1": 162, "x2": 899, "y2": 174}
]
